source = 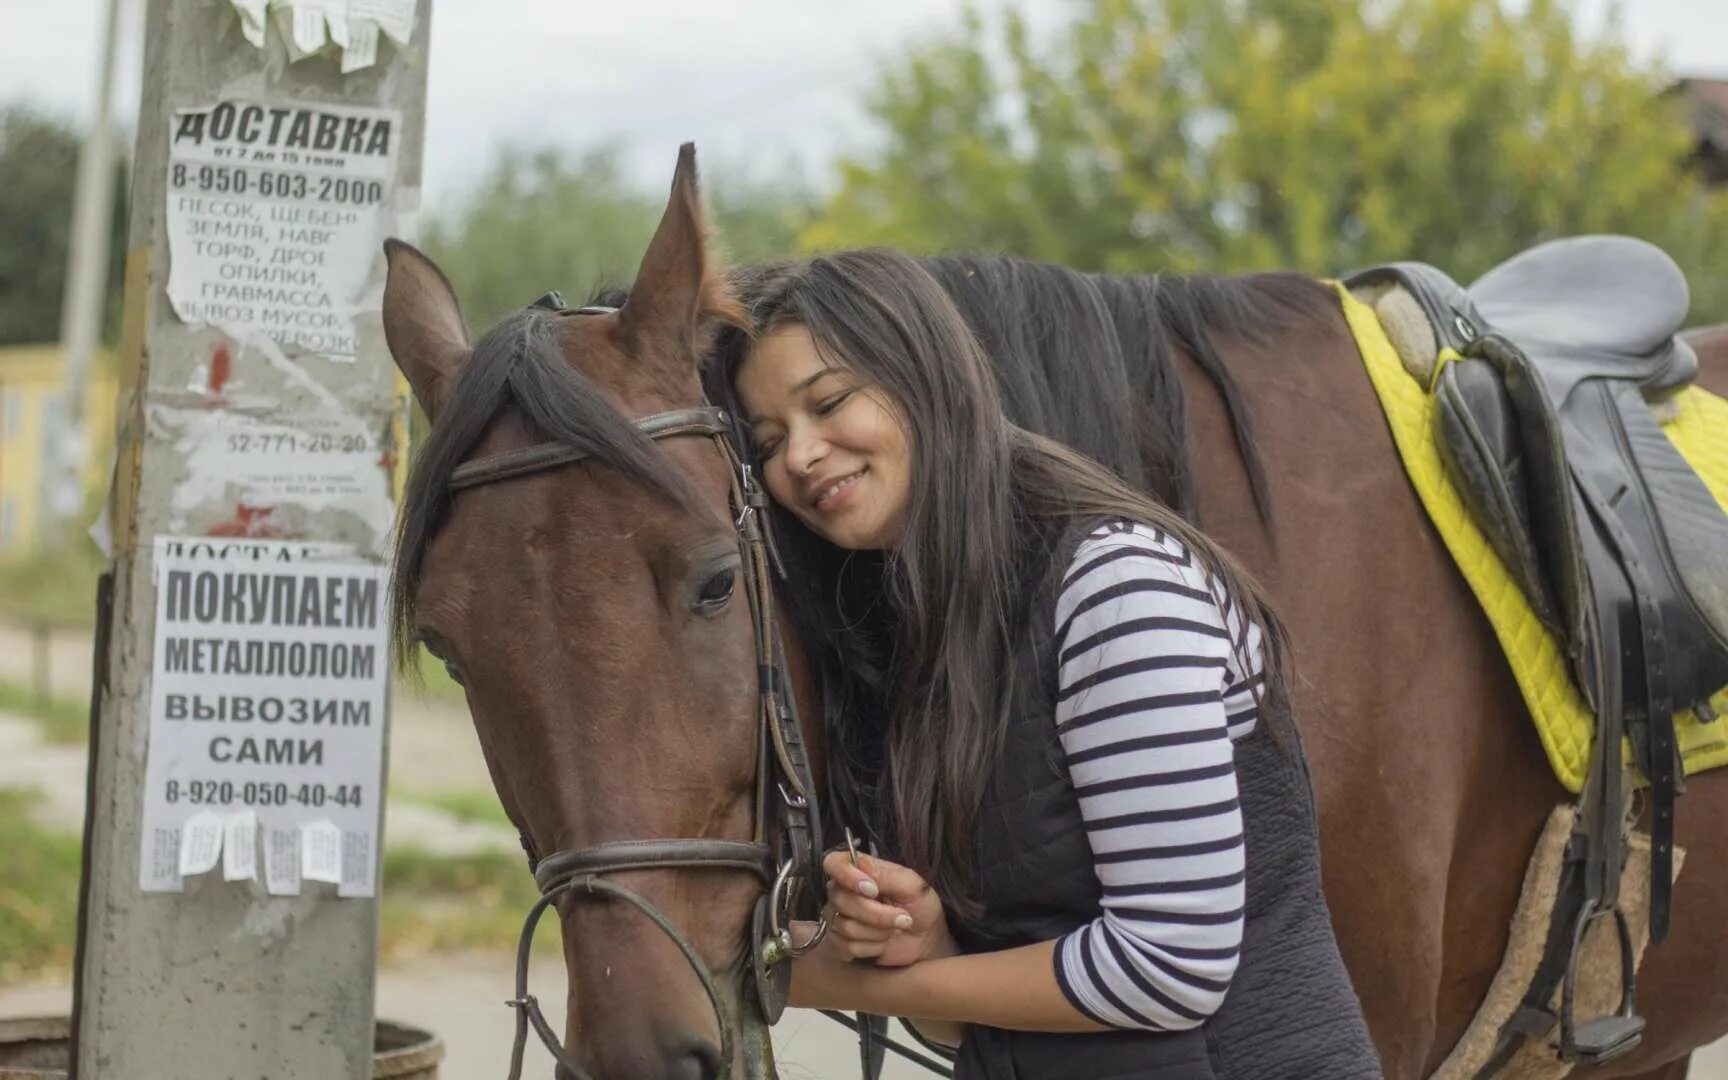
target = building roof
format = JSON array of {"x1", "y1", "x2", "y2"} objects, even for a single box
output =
[{"x1": 1677, "y1": 77, "x2": 1728, "y2": 150}]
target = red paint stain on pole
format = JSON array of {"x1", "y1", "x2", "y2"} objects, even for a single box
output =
[
  {"x1": 207, "y1": 502, "x2": 287, "y2": 538},
  {"x1": 207, "y1": 342, "x2": 232, "y2": 398}
]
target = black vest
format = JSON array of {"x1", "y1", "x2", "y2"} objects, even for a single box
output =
[{"x1": 937, "y1": 523, "x2": 1382, "y2": 1080}]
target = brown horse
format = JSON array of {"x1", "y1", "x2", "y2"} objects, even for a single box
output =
[{"x1": 380, "y1": 149, "x2": 1728, "y2": 1079}]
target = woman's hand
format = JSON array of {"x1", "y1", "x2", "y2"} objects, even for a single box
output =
[{"x1": 821, "y1": 850, "x2": 956, "y2": 968}]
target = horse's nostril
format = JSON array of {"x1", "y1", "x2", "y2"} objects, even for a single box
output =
[{"x1": 665, "y1": 1037, "x2": 724, "y2": 1080}]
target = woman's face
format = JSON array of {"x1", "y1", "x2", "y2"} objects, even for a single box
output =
[{"x1": 734, "y1": 323, "x2": 912, "y2": 550}]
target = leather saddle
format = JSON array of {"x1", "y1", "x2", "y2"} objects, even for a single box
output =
[
  {"x1": 1351, "y1": 237, "x2": 1728, "y2": 729},
  {"x1": 1349, "y1": 235, "x2": 1728, "y2": 1067}
]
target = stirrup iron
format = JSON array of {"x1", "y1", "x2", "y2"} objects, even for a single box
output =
[{"x1": 1558, "y1": 901, "x2": 1644, "y2": 1065}]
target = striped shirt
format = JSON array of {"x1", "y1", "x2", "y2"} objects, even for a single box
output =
[{"x1": 1050, "y1": 520, "x2": 1263, "y2": 1032}]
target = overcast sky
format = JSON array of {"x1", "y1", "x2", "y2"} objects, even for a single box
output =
[{"x1": 2, "y1": 0, "x2": 1724, "y2": 209}]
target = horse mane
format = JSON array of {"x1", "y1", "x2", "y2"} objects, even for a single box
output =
[
  {"x1": 391, "y1": 297, "x2": 698, "y2": 666},
  {"x1": 917, "y1": 255, "x2": 1336, "y2": 526},
  {"x1": 394, "y1": 259, "x2": 1336, "y2": 660}
]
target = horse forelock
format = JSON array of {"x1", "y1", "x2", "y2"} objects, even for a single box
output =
[{"x1": 391, "y1": 302, "x2": 701, "y2": 668}]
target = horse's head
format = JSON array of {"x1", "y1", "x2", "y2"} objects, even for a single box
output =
[{"x1": 383, "y1": 146, "x2": 796, "y2": 1079}]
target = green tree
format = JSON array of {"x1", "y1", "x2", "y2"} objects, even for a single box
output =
[
  {"x1": 423, "y1": 145, "x2": 812, "y2": 335},
  {"x1": 809, "y1": 0, "x2": 1728, "y2": 320},
  {"x1": 0, "y1": 104, "x2": 128, "y2": 346}
]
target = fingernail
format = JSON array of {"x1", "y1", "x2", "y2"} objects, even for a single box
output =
[
  {"x1": 857, "y1": 877, "x2": 879, "y2": 898},
  {"x1": 893, "y1": 914, "x2": 913, "y2": 930}
]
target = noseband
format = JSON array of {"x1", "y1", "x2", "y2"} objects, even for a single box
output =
[{"x1": 453, "y1": 294, "x2": 952, "y2": 1080}]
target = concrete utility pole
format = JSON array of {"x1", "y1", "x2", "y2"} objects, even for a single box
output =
[
  {"x1": 75, "y1": 2, "x2": 430, "y2": 1076},
  {"x1": 49, "y1": 0, "x2": 127, "y2": 533}
]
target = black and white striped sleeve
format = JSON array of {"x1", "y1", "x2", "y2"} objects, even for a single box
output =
[{"x1": 1050, "y1": 521, "x2": 1250, "y2": 1032}]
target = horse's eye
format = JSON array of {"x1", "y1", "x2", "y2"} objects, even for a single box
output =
[{"x1": 694, "y1": 567, "x2": 737, "y2": 614}]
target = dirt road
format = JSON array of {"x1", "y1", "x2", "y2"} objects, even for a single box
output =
[{"x1": 0, "y1": 960, "x2": 936, "y2": 1079}]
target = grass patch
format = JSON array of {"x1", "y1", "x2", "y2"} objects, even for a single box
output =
[
  {"x1": 396, "y1": 648, "x2": 468, "y2": 705},
  {"x1": 378, "y1": 847, "x2": 554, "y2": 961},
  {"x1": 0, "y1": 544, "x2": 104, "y2": 628},
  {"x1": 0, "y1": 677, "x2": 89, "y2": 745},
  {"x1": 0, "y1": 789, "x2": 83, "y2": 983},
  {"x1": 0, "y1": 786, "x2": 550, "y2": 988},
  {"x1": 413, "y1": 789, "x2": 512, "y2": 830}
]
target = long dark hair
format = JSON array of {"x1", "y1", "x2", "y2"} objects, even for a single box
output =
[{"x1": 708, "y1": 249, "x2": 1305, "y2": 912}]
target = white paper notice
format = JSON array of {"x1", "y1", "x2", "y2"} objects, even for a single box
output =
[
  {"x1": 349, "y1": 0, "x2": 414, "y2": 44},
  {"x1": 138, "y1": 537, "x2": 388, "y2": 897},
  {"x1": 177, "y1": 811, "x2": 224, "y2": 876},
  {"x1": 284, "y1": 0, "x2": 331, "y2": 56},
  {"x1": 340, "y1": 19, "x2": 379, "y2": 73},
  {"x1": 266, "y1": 827, "x2": 302, "y2": 896},
  {"x1": 224, "y1": 809, "x2": 259, "y2": 881},
  {"x1": 157, "y1": 407, "x2": 395, "y2": 554},
  {"x1": 300, "y1": 819, "x2": 343, "y2": 883},
  {"x1": 230, "y1": 0, "x2": 270, "y2": 45},
  {"x1": 227, "y1": 0, "x2": 415, "y2": 68},
  {"x1": 165, "y1": 99, "x2": 402, "y2": 362}
]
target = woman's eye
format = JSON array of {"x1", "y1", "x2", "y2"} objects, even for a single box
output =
[
  {"x1": 754, "y1": 438, "x2": 781, "y2": 461},
  {"x1": 695, "y1": 566, "x2": 737, "y2": 614},
  {"x1": 815, "y1": 390, "x2": 853, "y2": 416}
]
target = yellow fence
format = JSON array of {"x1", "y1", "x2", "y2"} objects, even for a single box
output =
[{"x1": 0, "y1": 344, "x2": 117, "y2": 557}]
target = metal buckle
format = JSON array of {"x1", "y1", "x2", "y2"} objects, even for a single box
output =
[
  {"x1": 761, "y1": 857, "x2": 829, "y2": 965},
  {"x1": 736, "y1": 464, "x2": 761, "y2": 528},
  {"x1": 777, "y1": 780, "x2": 807, "y2": 810}
]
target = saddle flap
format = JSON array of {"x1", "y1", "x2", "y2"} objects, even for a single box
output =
[
  {"x1": 1469, "y1": 236, "x2": 1690, "y2": 360},
  {"x1": 1596, "y1": 382, "x2": 1728, "y2": 666},
  {"x1": 1433, "y1": 356, "x2": 1563, "y2": 632}
]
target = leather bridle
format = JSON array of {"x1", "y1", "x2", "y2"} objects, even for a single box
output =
[
  {"x1": 447, "y1": 296, "x2": 824, "y2": 1079},
  {"x1": 444, "y1": 294, "x2": 953, "y2": 1080}
]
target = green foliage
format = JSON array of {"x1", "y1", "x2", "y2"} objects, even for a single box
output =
[
  {"x1": 421, "y1": 147, "x2": 658, "y2": 334},
  {"x1": 0, "y1": 538, "x2": 107, "y2": 626},
  {"x1": 809, "y1": 0, "x2": 1728, "y2": 321},
  {"x1": 0, "y1": 678, "x2": 89, "y2": 746},
  {"x1": 0, "y1": 103, "x2": 128, "y2": 346},
  {"x1": 413, "y1": 788, "x2": 511, "y2": 830},
  {"x1": 0, "y1": 788, "x2": 81, "y2": 982},
  {"x1": 422, "y1": 145, "x2": 814, "y2": 337},
  {"x1": 378, "y1": 846, "x2": 553, "y2": 960}
]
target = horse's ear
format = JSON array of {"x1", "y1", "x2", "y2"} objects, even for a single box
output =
[
  {"x1": 620, "y1": 143, "x2": 745, "y2": 367},
  {"x1": 381, "y1": 238, "x2": 470, "y2": 419}
]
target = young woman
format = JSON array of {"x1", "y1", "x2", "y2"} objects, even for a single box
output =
[{"x1": 714, "y1": 249, "x2": 1379, "y2": 1079}]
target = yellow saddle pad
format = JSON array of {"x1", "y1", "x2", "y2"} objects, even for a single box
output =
[{"x1": 1334, "y1": 284, "x2": 1728, "y2": 792}]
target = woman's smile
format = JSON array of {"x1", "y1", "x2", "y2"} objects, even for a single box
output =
[{"x1": 811, "y1": 467, "x2": 867, "y2": 511}]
